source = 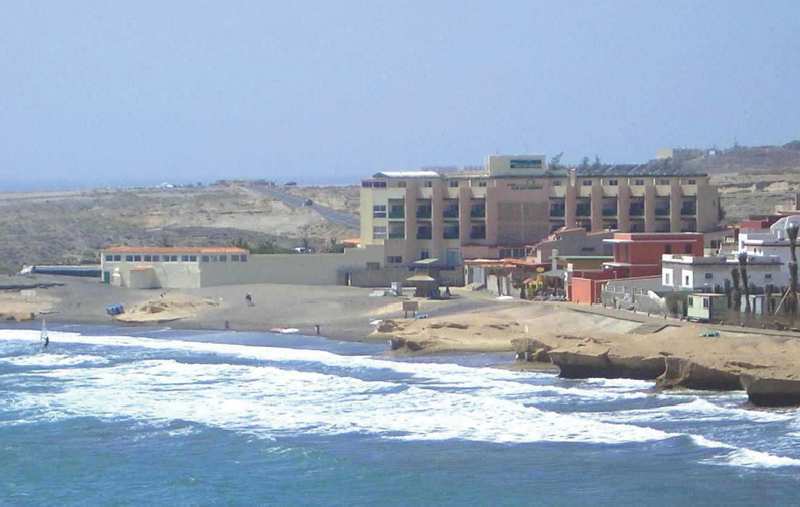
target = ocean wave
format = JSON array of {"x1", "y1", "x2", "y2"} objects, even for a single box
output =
[
  {"x1": 1, "y1": 329, "x2": 798, "y2": 469},
  {"x1": 0, "y1": 353, "x2": 109, "y2": 368}
]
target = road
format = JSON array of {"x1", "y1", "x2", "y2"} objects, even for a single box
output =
[{"x1": 263, "y1": 188, "x2": 360, "y2": 230}]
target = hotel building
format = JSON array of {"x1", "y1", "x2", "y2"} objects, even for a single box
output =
[{"x1": 360, "y1": 155, "x2": 720, "y2": 266}]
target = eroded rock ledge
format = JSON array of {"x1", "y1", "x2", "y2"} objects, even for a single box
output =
[
  {"x1": 740, "y1": 375, "x2": 800, "y2": 407},
  {"x1": 656, "y1": 357, "x2": 742, "y2": 391},
  {"x1": 547, "y1": 350, "x2": 666, "y2": 380}
]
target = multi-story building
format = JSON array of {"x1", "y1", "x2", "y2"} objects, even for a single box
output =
[{"x1": 360, "y1": 154, "x2": 720, "y2": 267}]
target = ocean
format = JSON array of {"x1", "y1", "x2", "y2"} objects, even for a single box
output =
[{"x1": 1, "y1": 325, "x2": 799, "y2": 506}]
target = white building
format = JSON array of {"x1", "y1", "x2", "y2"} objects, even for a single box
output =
[
  {"x1": 661, "y1": 254, "x2": 784, "y2": 292},
  {"x1": 100, "y1": 245, "x2": 385, "y2": 289},
  {"x1": 739, "y1": 214, "x2": 800, "y2": 281}
]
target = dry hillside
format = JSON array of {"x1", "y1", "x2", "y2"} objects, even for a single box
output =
[{"x1": 0, "y1": 183, "x2": 357, "y2": 274}]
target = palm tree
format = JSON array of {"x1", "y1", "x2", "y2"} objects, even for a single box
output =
[
  {"x1": 787, "y1": 223, "x2": 799, "y2": 316},
  {"x1": 730, "y1": 268, "x2": 741, "y2": 311},
  {"x1": 738, "y1": 252, "x2": 751, "y2": 314}
]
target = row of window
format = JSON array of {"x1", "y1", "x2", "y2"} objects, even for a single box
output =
[
  {"x1": 373, "y1": 200, "x2": 485, "y2": 219},
  {"x1": 105, "y1": 254, "x2": 248, "y2": 263},
  {"x1": 373, "y1": 222, "x2": 486, "y2": 241},
  {"x1": 365, "y1": 177, "x2": 697, "y2": 189},
  {"x1": 549, "y1": 197, "x2": 696, "y2": 218},
  {"x1": 363, "y1": 179, "x2": 489, "y2": 189}
]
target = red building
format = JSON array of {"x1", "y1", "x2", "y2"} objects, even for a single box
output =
[
  {"x1": 602, "y1": 233, "x2": 703, "y2": 278},
  {"x1": 569, "y1": 232, "x2": 704, "y2": 304}
]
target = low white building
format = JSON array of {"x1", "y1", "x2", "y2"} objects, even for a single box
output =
[
  {"x1": 661, "y1": 254, "x2": 784, "y2": 292},
  {"x1": 100, "y1": 245, "x2": 385, "y2": 289},
  {"x1": 739, "y1": 215, "x2": 800, "y2": 281}
]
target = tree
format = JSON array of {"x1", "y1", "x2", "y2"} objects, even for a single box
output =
[
  {"x1": 592, "y1": 155, "x2": 602, "y2": 171},
  {"x1": 731, "y1": 268, "x2": 741, "y2": 311},
  {"x1": 580, "y1": 156, "x2": 590, "y2": 171},
  {"x1": 550, "y1": 152, "x2": 564, "y2": 171},
  {"x1": 787, "y1": 222, "x2": 799, "y2": 316},
  {"x1": 738, "y1": 251, "x2": 751, "y2": 314}
]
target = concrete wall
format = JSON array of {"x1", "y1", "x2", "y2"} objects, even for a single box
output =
[
  {"x1": 107, "y1": 262, "x2": 203, "y2": 289},
  {"x1": 200, "y1": 246, "x2": 384, "y2": 286}
]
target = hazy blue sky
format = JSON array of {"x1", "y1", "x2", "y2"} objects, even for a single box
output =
[{"x1": 1, "y1": 1, "x2": 799, "y2": 189}]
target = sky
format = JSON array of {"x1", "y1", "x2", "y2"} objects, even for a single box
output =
[{"x1": 1, "y1": 1, "x2": 799, "y2": 189}]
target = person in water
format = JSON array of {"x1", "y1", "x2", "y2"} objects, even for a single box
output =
[{"x1": 42, "y1": 335, "x2": 49, "y2": 349}]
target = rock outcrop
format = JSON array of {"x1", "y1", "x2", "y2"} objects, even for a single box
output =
[
  {"x1": 511, "y1": 338, "x2": 552, "y2": 362},
  {"x1": 656, "y1": 357, "x2": 741, "y2": 391},
  {"x1": 548, "y1": 350, "x2": 665, "y2": 380},
  {"x1": 740, "y1": 375, "x2": 800, "y2": 407}
]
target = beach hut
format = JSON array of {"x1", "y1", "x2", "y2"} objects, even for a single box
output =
[
  {"x1": 687, "y1": 293, "x2": 727, "y2": 322},
  {"x1": 406, "y1": 274, "x2": 438, "y2": 298}
]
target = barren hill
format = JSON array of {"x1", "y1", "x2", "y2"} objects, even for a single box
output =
[{"x1": 0, "y1": 183, "x2": 358, "y2": 274}]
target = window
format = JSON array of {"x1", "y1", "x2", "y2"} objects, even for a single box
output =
[
  {"x1": 181, "y1": 255, "x2": 190, "y2": 262},
  {"x1": 576, "y1": 198, "x2": 591, "y2": 217},
  {"x1": 550, "y1": 198, "x2": 565, "y2": 217},
  {"x1": 388, "y1": 222, "x2": 405, "y2": 239},
  {"x1": 372, "y1": 205, "x2": 387, "y2": 218},
  {"x1": 765, "y1": 273, "x2": 773, "y2": 280},
  {"x1": 189, "y1": 255, "x2": 197, "y2": 262},
  {"x1": 470, "y1": 222, "x2": 486, "y2": 240},
  {"x1": 114, "y1": 255, "x2": 121, "y2": 262},
  {"x1": 684, "y1": 275, "x2": 690, "y2": 286},
  {"x1": 105, "y1": 255, "x2": 113, "y2": 262},
  {"x1": 152, "y1": 255, "x2": 160, "y2": 262},
  {"x1": 416, "y1": 200, "x2": 432, "y2": 219},
  {"x1": 633, "y1": 179, "x2": 644, "y2": 186},
  {"x1": 476, "y1": 180, "x2": 488, "y2": 187},
  {"x1": 601, "y1": 197, "x2": 617, "y2": 217},
  {"x1": 443, "y1": 199, "x2": 459, "y2": 219},
  {"x1": 388, "y1": 256, "x2": 403, "y2": 264},
  {"x1": 704, "y1": 273, "x2": 713, "y2": 280},
  {"x1": 419, "y1": 249, "x2": 430, "y2": 260},
  {"x1": 658, "y1": 179, "x2": 670, "y2": 185},
  {"x1": 664, "y1": 271, "x2": 672, "y2": 286},
  {"x1": 125, "y1": 255, "x2": 134, "y2": 262},
  {"x1": 218, "y1": 255, "x2": 227, "y2": 262},
  {"x1": 470, "y1": 199, "x2": 486, "y2": 218},
  {"x1": 390, "y1": 180, "x2": 407, "y2": 188},
  {"x1": 417, "y1": 222, "x2": 432, "y2": 240},
  {"x1": 201, "y1": 256, "x2": 210, "y2": 263},
  {"x1": 240, "y1": 255, "x2": 247, "y2": 262},
  {"x1": 448, "y1": 180, "x2": 459, "y2": 188},
  {"x1": 231, "y1": 255, "x2": 240, "y2": 262},
  {"x1": 388, "y1": 199, "x2": 405, "y2": 219},
  {"x1": 133, "y1": 255, "x2": 142, "y2": 262},
  {"x1": 443, "y1": 222, "x2": 459, "y2": 240},
  {"x1": 144, "y1": 255, "x2": 152, "y2": 262},
  {"x1": 606, "y1": 179, "x2": 618, "y2": 186},
  {"x1": 373, "y1": 226, "x2": 387, "y2": 239},
  {"x1": 552, "y1": 179, "x2": 562, "y2": 186},
  {"x1": 655, "y1": 197, "x2": 670, "y2": 216},
  {"x1": 703, "y1": 298, "x2": 709, "y2": 309},
  {"x1": 687, "y1": 179, "x2": 696, "y2": 185},
  {"x1": 423, "y1": 181, "x2": 433, "y2": 188},
  {"x1": 582, "y1": 179, "x2": 593, "y2": 186},
  {"x1": 366, "y1": 262, "x2": 381, "y2": 271}
]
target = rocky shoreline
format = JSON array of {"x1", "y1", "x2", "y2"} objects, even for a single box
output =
[{"x1": 509, "y1": 337, "x2": 799, "y2": 408}]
